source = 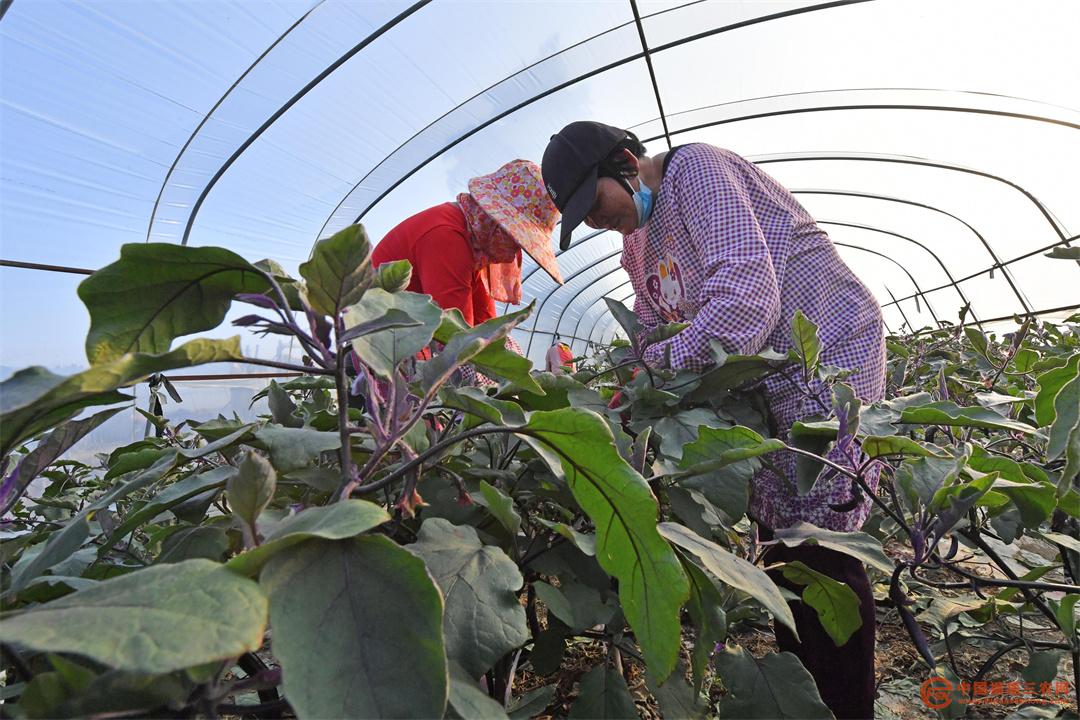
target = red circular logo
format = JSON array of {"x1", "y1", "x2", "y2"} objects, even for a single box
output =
[{"x1": 921, "y1": 676, "x2": 954, "y2": 709}]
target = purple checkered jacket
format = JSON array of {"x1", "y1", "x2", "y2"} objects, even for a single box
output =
[{"x1": 624, "y1": 143, "x2": 886, "y2": 532}]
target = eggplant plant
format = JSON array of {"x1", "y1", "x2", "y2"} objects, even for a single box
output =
[{"x1": 0, "y1": 225, "x2": 1077, "y2": 719}]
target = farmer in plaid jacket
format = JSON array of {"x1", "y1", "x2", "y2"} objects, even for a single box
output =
[{"x1": 543, "y1": 121, "x2": 886, "y2": 720}]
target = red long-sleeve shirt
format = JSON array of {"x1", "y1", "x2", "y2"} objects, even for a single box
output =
[{"x1": 371, "y1": 203, "x2": 496, "y2": 326}]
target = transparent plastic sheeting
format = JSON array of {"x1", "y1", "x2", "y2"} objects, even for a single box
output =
[{"x1": 1, "y1": 0, "x2": 1078, "y2": 375}]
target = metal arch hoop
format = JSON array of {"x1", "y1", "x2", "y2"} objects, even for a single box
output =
[
  {"x1": 577, "y1": 239, "x2": 931, "y2": 347},
  {"x1": 523, "y1": 249, "x2": 623, "y2": 356},
  {"x1": 791, "y1": 189, "x2": 1032, "y2": 314},
  {"x1": 179, "y1": 0, "x2": 434, "y2": 245},
  {"x1": 522, "y1": 153, "x2": 1068, "y2": 348},
  {"x1": 559, "y1": 207, "x2": 990, "y2": 348},
  {"x1": 147, "y1": 0, "x2": 329, "y2": 243},
  {"x1": 550, "y1": 195, "x2": 997, "y2": 348},
  {"x1": 319, "y1": 0, "x2": 714, "y2": 242},
  {"x1": 346, "y1": 0, "x2": 875, "y2": 226}
]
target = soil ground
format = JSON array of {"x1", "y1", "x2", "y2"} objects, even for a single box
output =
[{"x1": 512, "y1": 537, "x2": 1078, "y2": 719}]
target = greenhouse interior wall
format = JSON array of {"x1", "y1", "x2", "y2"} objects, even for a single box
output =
[{"x1": 0, "y1": 1, "x2": 1078, "y2": 714}]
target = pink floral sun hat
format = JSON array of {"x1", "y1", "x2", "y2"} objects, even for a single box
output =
[{"x1": 467, "y1": 159, "x2": 564, "y2": 286}]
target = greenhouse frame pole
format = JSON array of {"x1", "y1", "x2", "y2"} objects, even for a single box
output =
[{"x1": 628, "y1": 0, "x2": 671, "y2": 150}]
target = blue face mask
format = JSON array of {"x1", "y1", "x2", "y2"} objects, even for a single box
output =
[{"x1": 632, "y1": 179, "x2": 654, "y2": 228}]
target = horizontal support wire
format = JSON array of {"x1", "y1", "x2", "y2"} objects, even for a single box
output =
[
  {"x1": 1, "y1": 259, "x2": 93, "y2": 275},
  {"x1": 909, "y1": 304, "x2": 1080, "y2": 336},
  {"x1": 880, "y1": 234, "x2": 1079, "y2": 309}
]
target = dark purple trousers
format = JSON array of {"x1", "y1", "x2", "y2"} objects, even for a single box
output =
[{"x1": 759, "y1": 524, "x2": 877, "y2": 719}]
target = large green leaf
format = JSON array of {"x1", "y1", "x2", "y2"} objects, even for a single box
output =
[
  {"x1": 651, "y1": 408, "x2": 726, "y2": 460},
  {"x1": 675, "y1": 425, "x2": 782, "y2": 522},
  {"x1": 3, "y1": 560, "x2": 266, "y2": 674},
  {"x1": 678, "y1": 425, "x2": 785, "y2": 474},
  {"x1": 658, "y1": 522, "x2": 797, "y2": 638},
  {"x1": 683, "y1": 346, "x2": 785, "y2": 403},
  {"x1": 894, "y1": 454, "x2": 969, "y2": 514},
  {"x1": 432, "y1": 308, "x2": 544, "y2": 395},
  {"x1": 518, "y1": 409, "x2": 689, "y2": 681},
  {"x1": 157, "y1": 526, "x2": 230, "y2": 564},
  {"x1": 409, "y1": 519, "x2": 528, "y2": 678},
  {"x1": 712, "y1": 645, "x2": 833, "y2": 719},
  {"x1": 338, "y1": 308, "x2": 423, "y2": 344},
  {"x1": 227, "y1": 500, "x2": 389, "y2": 576},
  {"x1": 535, "y1": 518, "x2": 597, "y2": 556},
  {"x1": 78, "y1": 244, "x2": 269, "y2": 363},
  {"x1": 474, "y1": 480, "x2": 521, "y2": 535},
  {"x1": 930, "y1": 471, "x2": 999, "y2": 537},
  {"x1": 604, "y1": 297, "x2": 642, "y2": 348},
  {"x1": 1047, "y1": 373, "x2": 1080, "y2": 493},
  {"x1": 508, "y1": 686, "x2": 557, "y2": 720},
  {"x1": 771, "y1": 520, "x2": 894, "y2": 574},
  {"x1": 778, "y1": 560, "x2": 862, "y2": 646},
  {"x1": 7, "y1": 517, "x2": 90, "y2": 598},
  {"x1": 252, "y1": 425, "x2": 340, "y2": 473},
  {"x1": 568, "y1": 665, "x2": 638, "y2": 720},
  {"x1": 532, "y1": 581, "x2": 615, "y2": 634},
  {"x1": 1053, "y1": 595, "x2": 1078, "y2": 640},
  {"x1": 266, "y1": 381, "x2": 302, "y2": 428},
  {"x1": 374, "y1": 258, "x2": 413, "y2": 293},
  {"x1": 345, "y1": 289, "x2": 443, "y2": 378},
  {"x1": 18, "y1": 664, "x2": 192, "y2": 719},
  {"x1": 262, "y1": 537, "x2": 447, "y2": 719},
  {"x1": 899, "y1": 401, "x2": 1038, "y2": 434},
  {"x1": 646, "y1": 659, "x2": 706, "y2": 720},
  {"x1": 298, "y1": 224, "x2": 374, "y2": 317},
  {"x1": 105, "y1": 465, "x2": 236, "y2": 548},
  {"x1": 227, "y1": 451, "x2": 276, "y2": 539},
  {"x1": 1, "y1": 338, "x2": 243, "y2": 457},
  {"x1": 503, "y1": 372, "x2": 605, "y2": 413},
  {"x1": 0, "y1": 407, "x2": 122, "y2": 513},
  {"x1": 989, "y1": 479, "x2": 1058, "y2": 528},
  {"x1": 858, "y1": 391, "x2": 934, "y2": 436},
  {"x1": 1034, "y1": 353, "x2": 1079, "y2": 427},
  {"x1": 677, "y1": 552, "x2": 727, "y2": 693},
  {"x1": 448, "y1": 662, "x2": 510, "y2": 720},
  {"x1": 861, "y1": 435, "x2": 949, "y2": 459},
  {"x1": 441, "y1": 386, "x2": 527, "y2": 428},
  {"x1": 421, "y1": 304, "x2": 534, "y2": 393}
]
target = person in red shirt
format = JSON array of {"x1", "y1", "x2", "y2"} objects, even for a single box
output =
[{"x1": 371, "y1": 159, "x2": 563, "y2": 327}]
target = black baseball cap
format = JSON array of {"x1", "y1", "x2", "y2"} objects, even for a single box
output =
[{"x1": 542, "y1": 121, "x2": 631, "y2": 250}]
